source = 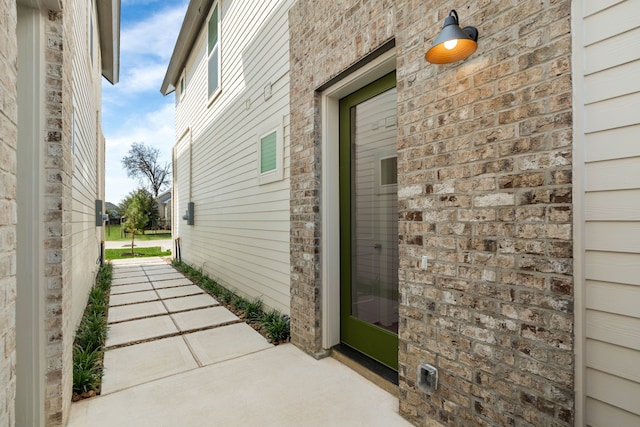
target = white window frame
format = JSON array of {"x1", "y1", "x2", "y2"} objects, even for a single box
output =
[
  {"x1": 320, "y1": 48, "x2": 396, "y2": 350},
  {"x1": 376, "y1": 153, "x2": 398, "y2": 195},
  {"x1": 257, "y1": 123, "x2": 283, "y2": 185},
  {"x1": 89, "y1": 2, "x2": 94, "y2": 67},
  {"x1": 207, "y1": 1, "x2": 221, "y2": 104},
  {"x1": 178, "y1": 69, "x2": 186, "y2": 101}
]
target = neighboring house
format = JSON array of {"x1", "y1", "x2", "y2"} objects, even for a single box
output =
[
  {"x1": 162, "y1": 0, "x2": 292, "y2": 314},
  {"x1": 0, "y1": 1, "x2": 120, "y2": 426},
  {"x1": 155, "y1": 190, "x2": 172, "y2": 229},
  {"x1": 105, "y1": 201, "x2": 119, "y2": 215},
  {"x1": 163, "y1": 1, "x2": 638, "y2": 426}
]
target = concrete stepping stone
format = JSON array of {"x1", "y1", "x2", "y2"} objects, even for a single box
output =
[
  {"x1": 108, "y1": 301, "x2": 168, "y2": 324},
  {"x1": 109, "y1": 290, "x2": 158, "y2": 307},
  {"x1": 112, "y1": 266, "x2": 143, "y2": 273},
  {"x1": 171, "y1": 307, "x2": 239, "y2": 332},
  {"x1": 163, "y1": 294, "x2": 218, "y2": 313},
  {"x1": 147, "y1": 272, "x2": 185, "y2": 282},
  {"x1": 111, "y1": 272, "x2": 147, "y2": 281},
  {"x1": 110, "y1": 282, "x2": 154, "y2": 295},
  {"x1": 101, "y1": 336, "x2": 198, "y2": 394},
  {"x1": 105, "y1": 315, "x2": 178, "y2": 348},
  {"x1": 143, "y1": 265, "x2": 176, "y2": 272},
  {"x1": 155, "y1": 285, "x2": 204, "y2": 299},
  {"x1": 151, "y1": 278, "x2": 192, "y2": 289},
  {"x1": 184, "y1": 323, "x2": 272, "y2": 366},
  {"x1": 111, "y1": 277, "x2": 150, "y2": 286}
]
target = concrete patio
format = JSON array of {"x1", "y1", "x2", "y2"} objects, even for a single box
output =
[{"x1": 68, "y1": 257, "x2": 412, "y2": 427}]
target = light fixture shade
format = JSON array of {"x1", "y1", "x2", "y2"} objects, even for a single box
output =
[{"x1": 426, "y1": 10, "x2": 478, "y2": 64}]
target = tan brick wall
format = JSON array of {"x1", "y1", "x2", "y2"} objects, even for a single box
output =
[
  {"x1": 0, "y1": 0, "x2": 18, "y2": 425},
  {"x1": 289, "y1": 0, "x2": 396, "y2": 355},
  {"x1": 290, "y1": 1, "x2": 574, "y2": 425},
  {"x1": 43, "y1": 5, "x2": 74, "y2": 425}
]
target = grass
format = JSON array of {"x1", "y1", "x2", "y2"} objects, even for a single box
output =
[
  {"x1": 73, "y1": 263, "x2": 112, "y2": 399},
  {"x1": 105, "y1": 246, "x2": 171, "y2": 260},
  {"x1": 104, "y1": 224, "x2": 171, "y2": 242},
  {"x1": 172, "y1": 260, "x2": 290, "y2": 344}
]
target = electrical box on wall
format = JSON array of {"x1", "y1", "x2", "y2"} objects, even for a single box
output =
[
  {"x1": 417, "y1": 363, "x2": 438, "y2": 394},
  {"x1": 182, "y1": 202, "x2": 194, "y2": 225},
  {"x1": 95, "y1": 199, "x2": 104, "y2": 227}
]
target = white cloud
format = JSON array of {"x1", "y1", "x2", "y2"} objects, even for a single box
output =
[
  {"x1": 118, "y1": 63, "x2": 170, "y2": 94},
  {"x1": 120, "y1": 4, "x2": 188, "y2": 61}
]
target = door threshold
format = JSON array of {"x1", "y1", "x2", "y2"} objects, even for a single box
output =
[{"x1": 331, "y1": 344, "x2": 398, "y2": 397}]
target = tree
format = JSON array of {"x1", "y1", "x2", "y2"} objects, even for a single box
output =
[
  {"x1": 121, "y1": 142, "x2": 170, "y2": 198},
  {"x1": 124, "y1": 193, "x2": 148, "y2": 255},
  {"x1": 119, "y1": 188, "x2": 159, "y2": 231}
]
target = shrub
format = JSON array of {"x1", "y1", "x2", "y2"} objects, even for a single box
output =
[
  {"x1": 73, "y1": 345, "x2": 102, "y2": 394},
  {"x1": 262, "y1": 313, "x2": 290, "y2": 343},
  {"x1": 232, "y1": 295, "x2": 249, "y2": 311},
  {"x1": 72, "y1": 263, "x2": 111, "y2": 397},
  {"x1": 219, "y1": 287, "x2": 236, "y2": 304},
  {"x1": 75, "y1": 314, "x2": 107, "y2": 352},
  {"x1": 244, "y1": 298, "x2": 264, "y2": 322}
]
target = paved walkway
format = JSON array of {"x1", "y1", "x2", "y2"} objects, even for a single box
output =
[{"x1": 68, "y1": 257, "x2": 412, "y2": 427}]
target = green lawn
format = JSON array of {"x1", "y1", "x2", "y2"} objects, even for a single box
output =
[
  {"x1": 104, "y1": 224, "x2": 171, "y2": 242},
  {"x1": 105, "y1": 246, "x2": 171, "y2": 260}
]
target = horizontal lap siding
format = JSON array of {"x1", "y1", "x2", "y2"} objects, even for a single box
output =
[
  {"x1": 174, "y1": 0, "x2": 292, "y2": 314},
  {"x1": 579, "y1": 0, "x2": 640, "y2": 425},
  {"x1": 70, "y1": 2, "x2": 101, "y2": 329}
]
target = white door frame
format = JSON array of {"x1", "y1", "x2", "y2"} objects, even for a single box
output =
[
  {"x1": 16, "y1": 5, "x2": 47, "y2": 426},
  {"x1": 320, "y1": 49, "x2": 397, "y2": 350}
]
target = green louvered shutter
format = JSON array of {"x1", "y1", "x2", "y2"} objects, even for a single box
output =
[{"x1": 260, "y1": 131, "x2": 277, "y2": 173}]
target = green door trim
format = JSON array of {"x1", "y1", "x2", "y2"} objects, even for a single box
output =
[{"x1": 339, "y1": 71, "x2": 398, "y2": 370}]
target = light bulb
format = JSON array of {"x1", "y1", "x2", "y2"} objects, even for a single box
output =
[{"x1": 444, "y1": 39, "x2": 458, "y2": 50}]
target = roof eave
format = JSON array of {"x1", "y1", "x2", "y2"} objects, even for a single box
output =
[
  {"x1": 16, "y1": 0, "x2": 61, "y2": 11},
  {"x1": 97, "y1": 0, "x2": 121, "y2": 85},
  {"x1": 160, "y1": 0, "x2": 213, "y2": 96}
]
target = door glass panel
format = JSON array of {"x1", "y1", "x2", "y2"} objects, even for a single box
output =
[{"x1": 350, "y1": 87, "x2": 398, "y2": 334}]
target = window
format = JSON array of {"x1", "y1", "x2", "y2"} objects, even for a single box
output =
[
  {"x1": 380, "y1": 156, "x2": 397, "y2": 186},
  {"x1": 257, "y1": 125, "x2": 283, "y2": 184},
  {"x1": 260, "y1": 132, "x2": 277, "y2": 173},
  {"x1": 89, "y1": 8, "x2": 94, "y2": 65},
  {"x1": 207, "y1": 3, "x2": 220, "y2": 99},
  {"x1": 178, "y1": 69, "x2": 186, "y2": 101},
  {"x1": 376, "y1": 154, "x2": 397, "y2": 194}
]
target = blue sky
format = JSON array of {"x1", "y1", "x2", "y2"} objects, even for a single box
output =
[{"x1": 102, "y1": 0, "x2": 189, "y2": 205}]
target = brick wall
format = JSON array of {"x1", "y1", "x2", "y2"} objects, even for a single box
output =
[
  {"x1": 290, "y1": 0, "x2": 574, "y2": 426},
  {"x1": 43, "y1": 6, "x2": 74, "y2": 425},
  {"x1": 0, "y1": 0, "x2": 18, "y2": 425},
  {"x1": 289, "y1": 0, "x2": 396, "y2": 356},
  {"x1": 396, "y1": 2, "x2": 573, "y2": 425}
]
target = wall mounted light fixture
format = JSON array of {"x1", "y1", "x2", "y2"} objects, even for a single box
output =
[{"x1": 425, "y1": 10, "x2": 478, "y2": 64}]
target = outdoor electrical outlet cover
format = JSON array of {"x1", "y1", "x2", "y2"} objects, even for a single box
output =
[{"x1": 417, "y1": 363, "x2": 438, "y2": 394}]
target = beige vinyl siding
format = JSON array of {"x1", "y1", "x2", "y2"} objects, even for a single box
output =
[
  {"x1": 174, "y1": 0, "x2": 292, "y2": 314},
  {"x1": 70, "y1": 0, "x2": 103, "y2": 329},
  {"x1": 174, "y1": 132, "x2": 191, "y2": 238},
  {"x1": 576, "y1": 0, "x2": 640, "y2": 425}
]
